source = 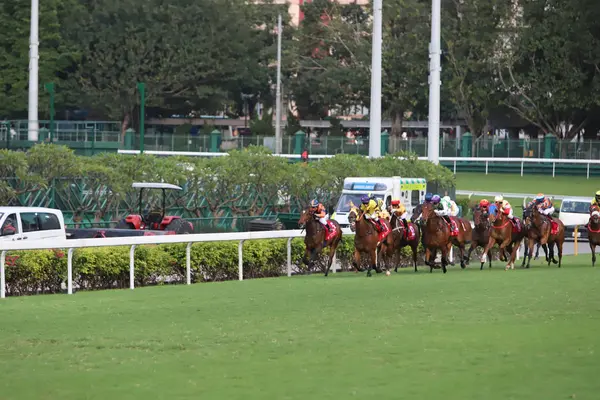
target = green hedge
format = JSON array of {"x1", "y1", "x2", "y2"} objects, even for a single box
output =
[{"x1": 3, "y1": 237, "x2": 429, "y2": 296}]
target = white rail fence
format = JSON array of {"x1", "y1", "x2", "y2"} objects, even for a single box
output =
[
  {"x1": 118, "y1": 150, "x2": 600, "y2": 179},
  {"x1": 0, "y1": 230, "x2": 307, "y2": 299}
]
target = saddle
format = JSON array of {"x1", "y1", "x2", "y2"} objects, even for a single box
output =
[
  {"x1": 544, "y1": 215, "x2": 559, "y2": 235},
  {"x1": 510, "y1": 217, "x2": 522, "y2": 233},
  {"x1": 405, "y1": 223, "x2": 416, "y2": 241},
  {"x1": 324, "y1": 221, "x2": 338, "y2": 241},
  {"x1": 444, "y1": 217, "x2": 459, "y2": 237},
  {"x1": 369, "y1": 219, "x2": 390, "y2": 242}
]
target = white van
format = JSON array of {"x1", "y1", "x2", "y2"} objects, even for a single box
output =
[
  {"x1": 331, "y1": 176, "x2": 426, "y2": 228},
  {"x1": 558, "y1": 197, "x2": 592, "y2": 239},
  {"x1": 0, "y1": 207, "x2": 67, "y2": 242}
]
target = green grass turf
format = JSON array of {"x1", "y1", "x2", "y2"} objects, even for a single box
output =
[
  {"x1": 1, "y1": 255, "x2": 599, "y2": 399},
  {"x1": 455, "y1": 173, "x2": 597, "y2": 197}
]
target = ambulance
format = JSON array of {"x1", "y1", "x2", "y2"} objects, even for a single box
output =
[{"x1": 331, "y1": 177, "x2": 427, "y2": 228}]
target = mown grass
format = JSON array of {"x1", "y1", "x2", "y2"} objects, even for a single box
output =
[
  {"x1": 0, "y1": 256, "x2": 599, "y2": 400},
  {"x1": 455, "y1": 173, "x2": 596, "y2": 197}
]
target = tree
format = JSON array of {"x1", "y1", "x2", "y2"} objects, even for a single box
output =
[
  {"x1": 62, "y1": 0, "x2": 266, "y2": 130},
  {"x1": 289, "y1": 0, "x2": 370, "y2": 119},
  {"x1": 497, "y1": 0, "x2": 600, "y2": 141},
  {"x1": 442, "y1": 0, "x2": 516, "y2": 143},
  {"x1": 381, "y1": 0, "x2": 430, "y2": 135},
  {"x1": 0, "y1": 0, "x2": 71, "y2": 118}
]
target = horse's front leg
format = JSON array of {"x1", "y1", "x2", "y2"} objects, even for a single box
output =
[{"x1": 352, "y1": 248, "x2": 362, "y2": 273}]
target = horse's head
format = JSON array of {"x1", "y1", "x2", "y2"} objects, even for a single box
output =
[
  {"x1": 298, "y1": 208, "x2": 312, "y2": 228},
  {"x1": 411, "y1": 204, "x2": 423, "y2": 222},
  {"x1": 590, "y1": 207, "x2": 600, "y2": 224},
  {"x1": 473, "y1": 207, "x2": 487, "y2": 227},
  {"x1": 420, "y1": 203, "x2": 435, "y2": 223},
  {"x1": 347, "y1": 202, "x2": 359, "y2": 232}
]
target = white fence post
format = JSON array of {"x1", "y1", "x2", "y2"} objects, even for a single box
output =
[
  {"x1": 520, "y1": 161, "x2": 524, "y2": 177},
  {"x1": 485, "y1": 161, "x2": 488, "y2": 175},
  {"x1": 552, "y1": 162, "x2": 555, "y2": 177},
  {"x1": 67, "y1": 248, "x2": 74, "y2": 295},
  {"x1": 587, "y1": 163, "x2": 590, "y2": 179},
  {"x1": 286, "y1": 237, "x2": 293, "y2": 277},
  {"x1": 453, "y1": 159, "x2": 456, "y2": 174},
  {"x1": 238, "y1": 240, "x2": 244, "y2": 281},
  {"x1": 129, "y1": 245, "x2": 136, "y2": 290},
  {"x1": 186, "y1": 242, "x2": 192, "y2": 285},
  {"x1": 0, "y1": 250, "x2": 5, "y2": 299}
]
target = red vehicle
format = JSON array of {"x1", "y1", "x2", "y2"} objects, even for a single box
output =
[{"x1": 116, "y1": 182, "x2": 193, "y2": 234}]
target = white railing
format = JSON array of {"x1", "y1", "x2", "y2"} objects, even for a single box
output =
[
  {"x1": 117, "y1": 150, "x2": 600, "y2": 179},
  {"x1": 0, "y1": 229, "x2": 310, "y2": 299}
]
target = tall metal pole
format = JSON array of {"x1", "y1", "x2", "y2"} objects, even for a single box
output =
[
  {"x1": 45, "y1": 83, "x2": 55, "y2": 142},
  {"x1": 138, "y1": 82, "x2": 145, "y2": 154},
  {"x1": 28, "y1": 0, "x2": 39, "y2": 141},
  {"x1": 368, "y1": 0, "x2": 383, "y2": 158},
  {"x1": 427, "y1": 0, "x2": 441, "y2": 164},
  {"x1": 275, "y1": 14, "x2": 283, "y2": 155}
]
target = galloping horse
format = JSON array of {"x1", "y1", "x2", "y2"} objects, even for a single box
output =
[
  {"x1": 448, "y1": 213, "x2": 473, "y2": 269},
  {"x1": 588, "y1": 205, "x2": 600, "y2": 266},
  {"x1": 521, "y1": 205, "x2": 549, "y2": 268},
  {"x1": 389, "y1": 211, "x2": 420, "y2": 272},
  {"x1": 482, "y1": 208, "x2": 526, "y2": 270},
  {"x1": 529, "y1": 206, "x2": 565, "y2": 267},
  {"x1": 467, "y1": 206, "x2": 493, "y2": 270},
  {"x1": 348, "y1": 205, "x2": 394, "y2": 277},
  {"x1": 298, "y1": 207, "x2": 343, "y2": 276},
  {"x1": 420, "y1": 202, "x2": 451, "y2": 273}
]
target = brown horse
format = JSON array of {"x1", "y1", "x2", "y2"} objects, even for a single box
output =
[
  {"x1": 420, "y1": 203, "x2": 451, "y2": 273},
  {"x1": 447, "y1": 214, "x2": 473, "y2": 269},
  {"x1": 588, "y1": 206, "x2": 600, "y2": 267},
  {"x1": 348, "y1": 208, "x2": 394, "y2": 277},
  {"x1": 529, "y1": 206, "x2": 565, "y2": 267},
  {"x1": 482, "y1": 209, "x2": 526, "y2": 270},
  {"x1": 389, "y1": 211, "x2": 420, "y2": 272},
  {"x1": 521, "y1": 205, "x2": 549, "y2": 268},
  {"x1": 298, "y1": 208, "x2": 343, "y2": 276},
  {"x1": 467, "y1": 206, "x2": 493, "y2": 270}
]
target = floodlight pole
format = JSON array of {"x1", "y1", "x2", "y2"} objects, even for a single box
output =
[
  {"x1": 275, "y1": 14, "x2": 283, "y2": 154},
  {"x1": 28, "y1": 0, "x2": 39, "y2": 141},
  {"x1": 368, "y1": 0, "x2": 383, "y2": 158},
  {"x1": 427, "y1": 0, "x2": 441, "y2": 164}
]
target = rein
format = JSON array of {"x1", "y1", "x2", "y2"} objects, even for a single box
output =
[{"x1": 588, "y1": 220, "x2": 600, "y2": 233}]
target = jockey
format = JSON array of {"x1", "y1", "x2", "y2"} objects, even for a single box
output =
[
  {"x1": 423, "y1": 192, "x2": 433, "y2": 204},
  {"x1": 431, "y1": 194, "x2": 452, "y2": 224},
  {"x1": 494, "y1": 195, "x2": 514, "y2": 220},
  {"x1": 532, "y1": 193, "x2": 555, "y2": 217},
  {"x1": 390, "y1": 199, "x2": 409, "y2": 230},
  {"x1": 309, "y1": 199, "x2": 332, "y2": 233},
  {"x1": 442, "y1": 196, "x2": 459, "y2": 217},
  {"x1": 360, "y1": 194, "x2": 387, "y2": 232},
  {"x1": 479, "y1": 199, "x2": 490, "y2": 213},
  {"x1": 590, "y1": 190, "x2": 600, "y2": 214}
]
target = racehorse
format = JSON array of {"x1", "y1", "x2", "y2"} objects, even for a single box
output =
[
  {"x1": 348, "y1": 206, "x2": 394, "y2": 277},
  {"x1": 521, "y1": 205, "x2": 549, "y2": 268},
  {"x1": 588, "y1": 205, "x2": 600, "y2": 267},
  {"x1": 448, "y1": 213, "x2": 473, "y2": 269},
  {"x1": 481, "y1": 207, "x2": 526, "y2": 270},
  {"x1": 298, "y1": 207, "x2": 343, "y2": 276},
  {"x1": 420, "y1": 203, "x2": 451, "y2": 273},
  {"x1": 467, "y1": 206, "x2": 493, "y2": 270},
  {"x1": 529, "y1": 206, "x2": 565, "y2": 268},
  {"x1": 389, "y1": 211, "x2": 420, "y2": 272}
]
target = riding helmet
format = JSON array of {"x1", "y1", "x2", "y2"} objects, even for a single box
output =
[
  {"x1": 309, "y1": 199, "x2": 318, "y2": 208},
  {"x1": 596, "y1": 190, "x2": 600, "y2": 202},
  {"x1": 360, "y1": 194, "x2": 370, "y2": 204},
  {"x1": 431, "y1": 195, "x2": 441, "y2": 204},
  {"x1": 424, "y1": 193, "x2": 433, "y2": 202},
  {"x1": 535, "y1": 193, "x2": 544, "y2": 202}
]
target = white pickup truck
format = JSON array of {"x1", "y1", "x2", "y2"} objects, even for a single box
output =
[{"x1": 0, "y1": 207, "x2": 67, "y2": 242}]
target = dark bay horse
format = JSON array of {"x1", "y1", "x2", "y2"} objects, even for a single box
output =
[
  {"x1": 521, "y1": 206, "x2": 549, "y2": 268},
  {"x1": 529, "y1": 206, "x2": 565, "y2": 268},
  {"x1": 298, "y1": 208, "x2": 343, "y2": 276},
  {"x1": 447, "y1": 213, "x2": 473, "y2": 269},
  {"x1": 588, "y1": 206, "x2": 600, "y2": 267},
  {"x1": 420, "y1": 203, "x2": 451, "y2": 273},
  {"x1": 482, "y1": 209, "x2": 526, "y2": 270},
  {"x1": 468, "y1": 206, "x2": 493, "y2": 270},
  {"x1": 348, "y1": 207, "x2": 394, "y2": 277},
  {"x1": 389, "y1": 211, "x2": 420, "y2": 272}
]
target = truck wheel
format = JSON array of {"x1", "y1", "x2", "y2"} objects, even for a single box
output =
[
  {"x1": 165, "y1": 218, "x2": 193, "y2": 234},
  {"x1": 115, "y1": 219, "x2": 133, "y2": 229}
]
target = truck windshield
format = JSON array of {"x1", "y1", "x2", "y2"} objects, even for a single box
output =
[
  {"x1": 561, "y1": 201, "x2": 589, "y2": 214},
  {"x1": 336, "y1": 194, "x2": 383, "y2": 212}
]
